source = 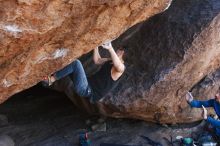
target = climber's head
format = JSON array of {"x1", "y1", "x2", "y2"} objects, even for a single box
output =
[{"x1": 116, "y1": 46, "x2": 126, "y2": 62}]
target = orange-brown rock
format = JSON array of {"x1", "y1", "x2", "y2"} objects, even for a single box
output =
[
  {"x1": 0, "y1": 0, "x2": 172, "y2": 103},
  {"x1": 52, "y1": 0, "x2": 220, "y2": 124}
]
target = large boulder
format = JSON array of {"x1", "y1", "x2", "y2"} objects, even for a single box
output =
[
  {"x1": 0, "y1": 0, "x2": 172, "y2": 103},
  {"x1": 52, "y1": 0, "x2": 220, "y2": 124},
  {"x1": 1, "y1": 0, "x2": 220, "y2": 124},
  {"x1": 104, "y1": 0, "x2": 220, "y2": 123}
]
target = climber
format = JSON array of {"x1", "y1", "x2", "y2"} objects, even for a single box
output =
[
  {"x1": 43, "y1": 41, "x2": 126, "y2": 103},
  {"x1": 186, "y1": 91, "x2": 220, "y2": 140}
]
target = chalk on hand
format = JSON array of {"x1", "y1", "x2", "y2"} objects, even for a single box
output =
[
  {"x1": 102, "y1": 41, "x2": 112, "y2": 48},
  {"x1": 187, "y1": 91, "x2": 193, "y2": 98}
]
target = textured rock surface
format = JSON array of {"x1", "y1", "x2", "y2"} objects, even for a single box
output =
[
  {"x1": 105, "y1": 0, "x2": 220, "y2": 123},
  {"x1": 1, "y1": 0, "x2": 220, "y2": 124},
  {"x1": 52, "y1": 0, "x2": 220, "y2": 123},
  {"x1": 107, "y1": 0, "x2": 220, "y2": 123},
  {"x1": 0, "y1": 0, "x2": 171, "y2": 103},
  {"x1": 192, "y1": 69, "x2": 220, "y2": 99}
]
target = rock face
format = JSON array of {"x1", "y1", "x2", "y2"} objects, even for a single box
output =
[
  {"x1": 1, "y1": 0, "x2": 220, "y2": 124},
  {"x1": 52, "y1": 0, "x2": 220, "y2": 124},
  {"x1": 102, "y1": 0, "x2": 220, "y2": 123},
  {"x1": 0, "y1": 0, "x2": 172, "y2": 103}
]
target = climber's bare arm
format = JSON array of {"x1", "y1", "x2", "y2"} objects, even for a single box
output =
[
  {"x1": 93, "y1": 47, "x2": 110, "y2": 65},
  {"x1": 102, "y1": 43, "x2": 125, "y2": 73}
]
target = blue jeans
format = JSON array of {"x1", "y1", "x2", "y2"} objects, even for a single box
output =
[{"x1": 54, "y1": 59, "x2": 92, "y2": 98}]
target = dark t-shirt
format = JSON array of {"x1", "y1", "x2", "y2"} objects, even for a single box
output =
[{"x1": 88, "y1": 61, "x2": 121, "y2": 101}]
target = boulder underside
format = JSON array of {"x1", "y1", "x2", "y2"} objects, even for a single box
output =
[{"x1": 1, "y1": 0, "x2": 220, "y2": 123}]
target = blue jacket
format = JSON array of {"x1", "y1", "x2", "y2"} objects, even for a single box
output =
[{"x1": 189, "y1": 99, "x2": 220, "y2": 136}]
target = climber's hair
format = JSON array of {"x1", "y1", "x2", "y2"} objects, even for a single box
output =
[
  {"x1": 119, "y1": 45, "x2": 126, "y2": 51},
  {"x1": 117, "y1": 45, "x2": 127, "y2": 61}
]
